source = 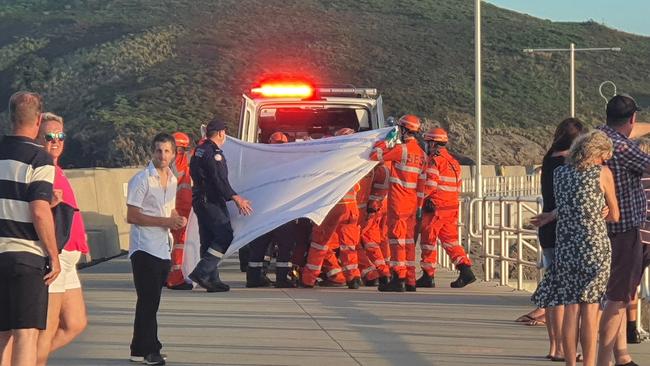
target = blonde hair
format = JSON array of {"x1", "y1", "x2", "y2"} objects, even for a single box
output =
[
  {"x1": 567, "y1": 130, "x2": 613, "y2": 170},
  {"x1": 638, "y1": 139, "x2": 650, "y2": 155},
  {"x1": 41, "y1": 112, "x2": 63, "y2": 125}
]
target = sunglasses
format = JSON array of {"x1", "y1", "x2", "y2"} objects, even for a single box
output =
[{"x1": 44, "y1": 132, "x2": 66, "y2": 142}]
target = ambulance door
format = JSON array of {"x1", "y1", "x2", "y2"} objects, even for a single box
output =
[
  {"x1": 238, "y1": 95, "x2": 258, "y2": 142},
  {"x1": 374, "y1": 95, "x2": 385, "y2": 129}
]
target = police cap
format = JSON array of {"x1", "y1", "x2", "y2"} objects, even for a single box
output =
[{"x1": 206, "y1": 118, "x2": 227, "y2": 134}]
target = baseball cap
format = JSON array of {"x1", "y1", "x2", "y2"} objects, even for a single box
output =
[
  {"x1": 606, "y1": 94, "x2": 641, "y2": 120},
  {"x1": 205, "y1": 118, "x2": 227, "y2": 134}
]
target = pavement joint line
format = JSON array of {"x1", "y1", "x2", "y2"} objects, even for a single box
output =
[{"x1": 281, "y1": 288, "x2": 364, "y2": 366}]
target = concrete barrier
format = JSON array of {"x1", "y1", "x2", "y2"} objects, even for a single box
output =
[
  {"x1": 501, "y1": 166, "x2": 527, "y2": 176},
  {"x1": 66, "y1": 167, "x2": 141, "y2": 256}
]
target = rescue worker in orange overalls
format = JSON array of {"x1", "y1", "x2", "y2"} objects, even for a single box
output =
[
  {"x1": 246, "y1": 132, "x2": 302, "y2": 288},
  {"x1": 166, "y1": 132, "x2": 194, "y2": 290},
  {"x1": 300, "y1": 128, "x2": 362, "y2": 289},
  {"x1": 355, "y1": 168, "x2": 375, "y2": 285},
  {"x1": 359, "y1": 162, "x2": 392, "y2": 287},
  {"x1": 370, "y1": 115, "x2": 426, "y2": 292},
  {"x1": 417, "y1": 128, "x2": 476, "y2": 288}
]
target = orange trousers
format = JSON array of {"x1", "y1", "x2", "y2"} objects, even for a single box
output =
[
  {"x1": 420, "y1": 210, "x2": 471, "y2": 276},
  {"x1": 387, "y1": 211, "x2": 417, "y2": 286},
  {"x1": 301, "y1": 203, "x2": 361, "y2": 286},
  {"x1": 359, "y1": 211, "x2": 391, "y2": 280},
  {"x1": 167, "y1": 226, "x2": 188, "y2": 287}
]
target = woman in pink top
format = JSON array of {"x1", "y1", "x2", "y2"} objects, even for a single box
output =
[{"x1": 35, "y1": 113, "x2": 88, "y2": 366}]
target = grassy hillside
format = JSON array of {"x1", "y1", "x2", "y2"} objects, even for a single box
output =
[{"x1": 1, "y1": 0, "x2": 649, "y2": 167}]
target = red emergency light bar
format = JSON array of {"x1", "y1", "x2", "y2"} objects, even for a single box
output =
[{"x1": 251, "y1": 82, "x2": 314, "y2": 98}]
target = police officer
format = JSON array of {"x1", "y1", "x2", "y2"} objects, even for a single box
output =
[{"x1": 188, "y1": 118, "x2": 253, "y2": 292}]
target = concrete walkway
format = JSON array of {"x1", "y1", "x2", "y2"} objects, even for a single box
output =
[{"x1": 50, "y1": 257, "x2": 650, "y2": 366}]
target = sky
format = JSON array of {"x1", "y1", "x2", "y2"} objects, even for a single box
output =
[{"x1": 486, "y1": 0, "x2": 650, "y2": 37}]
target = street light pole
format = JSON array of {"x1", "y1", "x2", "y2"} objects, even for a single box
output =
[
  {"x1": 523, "y1": 44, "x2": 621, "y2": 118},
  {"x1": 570, "y1": 43, "x2": 575, "y2": 117},
  {"x1": 475, "y1": 0, "x2": 482, "y2": 199}
]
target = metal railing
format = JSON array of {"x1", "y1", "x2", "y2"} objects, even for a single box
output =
[
  {"x1": 461, "y1": 171, "x2": 541, "y2": 197},
  {"x1": 437, "y1": 173, "x2": 649, "y2": 336}
]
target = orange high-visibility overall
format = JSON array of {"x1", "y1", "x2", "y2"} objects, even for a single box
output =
[
  {"x1": 370, "y1": 139, "x2": 426, "y2": 286},
  {"x1": 420, "y1": 147, "x2": 471, "y2": 276}
]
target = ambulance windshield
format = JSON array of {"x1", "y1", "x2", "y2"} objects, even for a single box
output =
[{"x1": 258, "y1": 105, "x2": 370, "y2": 142}]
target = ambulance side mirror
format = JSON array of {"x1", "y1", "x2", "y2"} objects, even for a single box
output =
[{"x1": 386, "y1": 116, "x2": 396, "y2": 127}]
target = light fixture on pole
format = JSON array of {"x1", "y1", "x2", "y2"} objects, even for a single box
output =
[{"x1": 522, "y1": 44, "x2": 621, "y2": 117}]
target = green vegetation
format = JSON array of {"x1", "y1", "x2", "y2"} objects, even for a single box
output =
[{"x1": 1, "y1": 0, "x2": 649, "y2": 166}]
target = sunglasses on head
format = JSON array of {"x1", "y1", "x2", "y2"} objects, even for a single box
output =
[{"x1": 44, "y1": 132, "x2": 66, "y2": 142}]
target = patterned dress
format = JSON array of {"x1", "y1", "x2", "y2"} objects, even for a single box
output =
[{"x1": 532, "y1": 165, "x2": 611, "y2": 307}]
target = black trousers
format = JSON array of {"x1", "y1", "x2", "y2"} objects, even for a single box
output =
[
  {"x1": 249, "y1": 222, "x2": 297, "y2": 266},
  {"x1": 130, "y1": 250, "x2": 170, "y2": 357},
  {"x1": 193, "y1": 201, "x2": 233, "y2": 257}
]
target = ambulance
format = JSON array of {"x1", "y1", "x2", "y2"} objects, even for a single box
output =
[{"x1": 237, "y1": 80, "x2": 387, "y2": 142}]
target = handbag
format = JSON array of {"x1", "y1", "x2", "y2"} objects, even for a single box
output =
[{"x1": 52, "y1": 202, "x2": 78, "y2": 252}]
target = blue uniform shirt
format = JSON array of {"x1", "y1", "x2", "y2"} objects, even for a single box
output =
[{"x1": 190, "y1": 139, "x2": 237, "y2": 223}]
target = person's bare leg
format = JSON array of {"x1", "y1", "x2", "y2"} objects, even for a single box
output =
[
  {"x1": 613, "y1": 313, "x2": 633, "y2": 365},
  {"x1": 563, "y1": 304, "x2": 580, "y2": 366},
  {"x1": 597, "y1": 300, "x2": 626, "y2": 366},
  {"x1": 50, "y1": 288, "x2": 87, "y2": 351},
  {"x1": 545, "y1": 307, "x2": 556, "y2": 357},
  {"x1": 579, "y1": 303, "x2": 600, "y2": 366},
  {"x1": 36, "y1": 293, "x2": 63, "y2": 366},
  {"x1": 11, "y1": 329, "x2": 39, "y2": 366},
  {"x1": 0, "y1": 331, "x2": 12, "y2": 366},
  {"x1": 551, "y1": 305, "x2": 565, "y2": 358}
]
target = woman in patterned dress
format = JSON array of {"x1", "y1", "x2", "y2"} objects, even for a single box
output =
[{"x1": 531, "y1": 130, "x2": 619, "y2": 366}]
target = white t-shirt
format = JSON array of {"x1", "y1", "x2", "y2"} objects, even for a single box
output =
[{"x1": 127, "y1": 162, "x2": 177, "y2": 260}]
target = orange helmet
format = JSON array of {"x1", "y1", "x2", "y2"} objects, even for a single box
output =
[
  {"x1": 397, "y1": 114, "x2": 421, "y2": 132},
  {"x1": 334, "y1": 128, "x2": 355, "y2": 136},
  {"x1": 172, "y1": 132, "x2": 190, "y2": 148},
  {"x1": 268, "y1": 131, "x2": 288, "y2": 144},
  {"x1": 423, "y1": 128, "x2": 448, "y2": 143}
]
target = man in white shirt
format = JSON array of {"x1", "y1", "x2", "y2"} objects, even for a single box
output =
[{"x1": 126, "y1": 133, "x2": 187, "y2": 366}]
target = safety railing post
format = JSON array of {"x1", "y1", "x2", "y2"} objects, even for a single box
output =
[
  {"x1": 482, "y1": 199, "x2": 490, "y2": 281},
  {"x1": 517, "y1": 199, "x2": 524, "y2": 290},
  {"x1": 500, "y1": 198, "x2": 508, "y2": 286}
]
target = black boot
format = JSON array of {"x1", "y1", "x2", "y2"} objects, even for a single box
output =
[
  {"x1": 405, "y1": 284, "x2": 416, "y2": 292},
  {"x1": 275, "y1": 268, "x2": 297, "y2": 288},
  {"x1": 238, "y1": 247, "x2": 249, "y2": 272},
  {"x1": 246, "y1": 266, "x2": 272, "y2": 288},
  {"x1": 627, "y1": 321, "x2": 641, "y2": 344},
  {"x1": 190, "y1": 256, "x2": 229, "y2": 292},
  {"x1": 377, "y1": 276, "x2": 389, "y2": 290},
  {"x1": 363, "y1": 278, "x2": 378, "y2": 287},
  {"x1": 415, "y1": 272, "x2": 435, "y2": 288},
  {"x1": 450, "y1": 264, "x2": 476, "y2": 288},
  {"x1": 208, "y1": 267, "x2": 230, "y2": 292},
  {"x1": 347, "y1": 277, "x2": 362, "y2": 289},
  {"x1": 379, "y1": 273, "x2": 405, "y2": 292}
]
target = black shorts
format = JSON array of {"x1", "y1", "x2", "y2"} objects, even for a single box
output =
[
  {"x1": 606, "y1": 229, "x2": 645, "y2": 302},
  {"x1": 0, "y1": 253, "x2": 49, "y2": 331}
]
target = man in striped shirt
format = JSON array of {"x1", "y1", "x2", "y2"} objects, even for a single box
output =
[{"x1": 0, "y1": 92, "x2": 60, "y2": 366}]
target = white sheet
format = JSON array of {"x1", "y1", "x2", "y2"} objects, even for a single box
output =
[{"x1": 182, "y1": 128, "x2": 391, "y2": 275}]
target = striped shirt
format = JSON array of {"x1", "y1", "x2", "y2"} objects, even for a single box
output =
[
  {"x1": 0, "y1": 135, "x2": 55, "y2": 266},
  {"x1": 599, "y1": 125, "x2": 650, "y2": 233}
]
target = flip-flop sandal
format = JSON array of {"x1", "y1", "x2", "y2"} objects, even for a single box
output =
[
  {"x1": 515, "y1": 314, "x2": 536, "y2": 322},
  {"x1": 525, "y1": 319, "x2": 546, "y2": 326},
  {"x1": 551, "y1": 354, "x2": 583, "y2": 362}
]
